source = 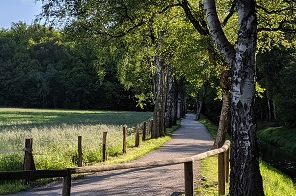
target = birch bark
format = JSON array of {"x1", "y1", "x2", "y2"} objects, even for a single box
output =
[{"x1": 204, "y1": 0, "x2": 264, "y2": 195}]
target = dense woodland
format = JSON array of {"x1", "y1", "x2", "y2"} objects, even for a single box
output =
[
  {"x1": 0, "y1": 23, "x2": 139, "y2": 110},
  {"x1": 1, "y1": 0, "x2": 296, "y2": 195},
  {"x1": 1, "y1": 22, "x2": 296, "y2": 127}
]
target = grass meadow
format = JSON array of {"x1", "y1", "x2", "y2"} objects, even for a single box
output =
[
  {"x1": 197, "y1": 116, "x2": 296, "y2": 196},
  {"x1": 0, "y1": 108, "x2": 154, "y2": 194}
]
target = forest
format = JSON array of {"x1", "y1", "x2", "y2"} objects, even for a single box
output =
[{"x1": 1, "y1": 0, "x2": 296, "y2": 195}]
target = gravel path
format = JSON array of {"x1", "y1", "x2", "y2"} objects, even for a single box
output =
[{"x1": 7, "y1": 113, "x2": 214, "y2": 196}]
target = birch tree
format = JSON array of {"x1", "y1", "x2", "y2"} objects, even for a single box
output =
[{"x1": 204, "y1": 0, "x2": 264, "y2": 195}]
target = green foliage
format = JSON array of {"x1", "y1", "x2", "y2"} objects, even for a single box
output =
[
  {"x1": 257, "y1": 126, "x2": 296, "y2": 155},
  {"x1": 0, "y1": 23, "x2": 140, "y2": 110},
  {"x1": 0, "y1": 181, "x2": 28, "y2": 195},
  {"x1": 200, "y1": 80, "x2": 223, "y2": 124},
  {"x1": 257, "y1": 45, "x2": 296, "y2": 127},
  {"x1": 257, "y1": 0, "x2": 296, "y2": 51}
]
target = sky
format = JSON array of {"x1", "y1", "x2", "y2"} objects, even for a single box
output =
[{"x1": 0, "y1": 0, "x2": 43, "y2": 29}]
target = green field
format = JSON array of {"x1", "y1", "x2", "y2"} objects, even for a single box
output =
[
  {"x1": 0, "y1": 108, "x2": 153, "y2": 169},
  {"x1": 0, "y1": 108, "x2": 155, "y2": 194}
]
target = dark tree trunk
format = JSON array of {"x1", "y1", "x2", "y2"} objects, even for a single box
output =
[
  {"x1": 177, "y1": 78, "x2": 186, "y2": 119},
  {"x1": 152, "y1": 56, "x2": 166, "y2": 138},
  {"x1": 213, "y1": 69, "x2": 231, "y2": 148},
  {"x1": 172, "y1": 76, "x2": 178, "y2": 125},
  {"x1": 152, "y1": 31, "x2": 167, "y2": 138},
  {"x1": 196, "y1": 83, "x2": 207, "y2": 120},
  {"x1": 165, "y1": 66, "x2": 174, "y2": 128}
]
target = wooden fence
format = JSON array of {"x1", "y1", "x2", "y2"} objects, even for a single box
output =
[
  {"x1": 18, "y1": 119, "x2": 154, "y2": 171},
  {"x1": 0, "y1": 140, "x2": 231, "y2": 196}
]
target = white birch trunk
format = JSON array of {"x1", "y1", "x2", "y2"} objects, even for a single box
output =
[{"x1": 204, "y1": 0, "x2": 264, "y2": 195}]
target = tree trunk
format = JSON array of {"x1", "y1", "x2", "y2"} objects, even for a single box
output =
[
  {"x1": 172, "y1": 76, "x2": 178, "y2": 125},
  {"x1": 204, "y1": 0, "x2": 264, "y2": 195},
  {"x1": 229, "y1": 1, "x2": 264, "y2": 195},
  {"x1": 273, "y1": 101, "x2": 277, "y2": 121},
  {"x1": 165, "y1": 66, "x2": 174, "y2": 128},
  {"x1": 213, "y1": 70, "x2": 231, "y2": 148},
  {"x1": 152, "y1": 31, "x2": 167, "y2": 138},
  {"x1": 196, "y1": 82, "x2": 207, "y2": 120},
  {"x1": 177, "y1": 78, "x2": 186, "y2": 119},
  {"x1": 267, "y1": 98, "x2": 274, "y2": 121},
  {"x1": 195, "y1": 100, "x2": 202, "y2": 120}
]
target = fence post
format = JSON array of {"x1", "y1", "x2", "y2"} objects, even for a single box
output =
[
  {"x1": 62, "y1": 169, "x2": 71, "y2": 196},
  {"x1": 23, "y1": 138, "x2": 36, "y2": 184},
  {"x1": 142, "y1": 122, "x2": 146, "y2": 141},
  {"x1": 150, "y1": 119, "x2": 154, "y2": 139},
  {"x1": 184, "y1": 161, "x2": 193, "y2": 196},
  {"x1": 123, "y1": 126, "x2": 127, "y2": 154},
  {"x1": 135, "y1": 124, "x2": 140, "y2": 147},
  {"x1": 24, "y1": 138, "x2": 36, "y2": 170},
  {"x1": 218, "y1": 152, "x2": 226, "y2": 195},
  {"x1": 147, "y1": 119, "x2": 151, "y2": 138},
  {"x1": 225, "y1": 148, "x2": 230, "y2": 183},
  {"x1": 102, "y1": 132, "x2": 108, "y2": 162},
  {"x1": 78, "y1": 136, "x2": 82, "y2": 167}
]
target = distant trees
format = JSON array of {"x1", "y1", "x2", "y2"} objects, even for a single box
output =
[
  {"x1": 257, "y1": 45, "x2": 296, "y2": 127},
  {"x1": 0, "y1": 23, "x2": 138, "y2": 110}
]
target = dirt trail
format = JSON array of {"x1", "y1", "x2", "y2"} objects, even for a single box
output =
[{"x1": 7, "y1": 113, "x2": 214, "y2": 196}]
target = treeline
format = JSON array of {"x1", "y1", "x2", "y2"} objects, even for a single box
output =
[
  {"x1": 0, "y1": 23, "x2": 140, "y2": 110},
  {"x1": 1, "y1": 22, "x2": 296, "y2": 127}
]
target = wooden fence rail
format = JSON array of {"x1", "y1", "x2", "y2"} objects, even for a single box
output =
[{"x1": 0, "y1": 140, "x2": 230, "y2": 196}]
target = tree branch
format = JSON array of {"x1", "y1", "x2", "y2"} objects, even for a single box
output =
[
  {"x1": 258, "y1": 20, "x2": 296, "y2": 33},
  {"x1": 222, "y1": 0, "x2": 236, "y2": 27},
  {"x1": 180, "y1": 0, "x2": 209, "y2": 35},
  {"x1": 204, "y1": 0, "x2": 235, "y2": 67},
  {"x1": 256, "y1": 4, "x2": 295, "y2": 15}
]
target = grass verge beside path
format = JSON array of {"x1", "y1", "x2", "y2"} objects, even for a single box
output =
[
  {"x1": 257, "y1": 124, "x2": 296, "y2": 155},
  {"x1": 102, "y1": 121, "x2": 181, "y2": 165},
  {"x1": 196, "y1": 116, "x2": 296, "y2": 196}
]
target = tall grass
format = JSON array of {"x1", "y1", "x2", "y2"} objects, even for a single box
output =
[
  {"x1": 0, "y1": 108, "x2": 182, "y2": 194},
  {"x1": 0, "y1": 108, "x2": 152, "y2": 170},
  {"x1": 0, "y1": 108, "x2": 153, "y2": 194}
]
